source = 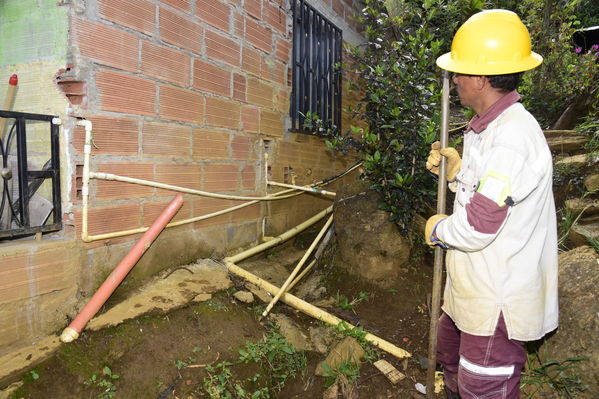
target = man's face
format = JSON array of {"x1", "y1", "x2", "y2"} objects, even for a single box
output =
[{"x1": 452, "y1": 73, "x2": 479, "y2": 109}]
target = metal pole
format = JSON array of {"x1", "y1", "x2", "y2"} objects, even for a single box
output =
[{"x1": 426, "y1": 70, "x2": 450, "y2": 398}]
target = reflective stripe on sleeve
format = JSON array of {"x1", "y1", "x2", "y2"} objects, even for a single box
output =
[
  {"x1": 459, "y1": 356, "x2": 514, "y2": 377},
  {"x1": 477, "y1": 171, "x2": 511, "y2": 206}
]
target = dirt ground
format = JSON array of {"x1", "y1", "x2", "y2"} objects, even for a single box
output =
[{"x1": 5, "y1": 232, "x2": 446, "y2": 399}]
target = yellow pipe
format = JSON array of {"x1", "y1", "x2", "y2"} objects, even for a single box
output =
[
  {"x1": 90, "y1": 172, "x2": 301, "y2": 201},
  {"x1": 78, "y1": 119, "x2": 93, "y2": 242},
  {"x1": 262, "y1": 215, "x2": 334, "y2": 317},
  {"x1": 224, "y1": 260, "x2": 411, "y2": 359},
  {"x1": 267, "y1": 180, "x2": 336, "y2": 197},
  {"x1": 225, "y1": 206, "x2": 333, "y2": 264}
]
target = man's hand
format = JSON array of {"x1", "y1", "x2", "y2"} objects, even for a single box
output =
[
  {"x1": 426, "y1": 141, "x2": 462, "y2": 181},
  {"x1": 425, "y1": 214, "x2": 448, "y2": 248}
]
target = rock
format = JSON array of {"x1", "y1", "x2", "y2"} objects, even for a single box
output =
[
  {"x1": 555, "y1": 154, "x2": 589, "y2": 168},
  {"x1": 564, "y1": 198, "x2": 599, "y2": 215},
  {"x1": 0, "y1": 381, "x2": 23, "y2": 399},
  {"x1": 334, "y1": 179, "x2": 411, "y2": 288},
  {"x1": 269, "y1": 313, "x2": 313, "y2": 351},
  {"x1": 569, "y1": 216, "x2": 599, "y2": 247},
  {"x1": 246, "y1": 283, "x2": 272, "y2": 303},
  {"x1": 584, "y1": 173, "x2": 599, "y2": 193},
  {"x1": 544, "y1": 246, "x2": 599, "y2": 398},
  {"x1": 233, "y1": 290, "x2": 254, "y2": 303},
  {"x1": 192, "y1": 293, "x2": 212, "y2": 302},
  {"x1": 292, "y1": 273, "x2": 327, "y2": 301},
  {"x1": 322, "y1": 382, "x2": 339, "y2": 399},
  {"x1": 309, "y1": 326, "x2": 336, "y2": 354},
  {"x1": 544, "y1": 130, "x2": 589, "y2": 153},
  {"x1": 315, "y1": 336, "x2": 365, "y2": 376}
]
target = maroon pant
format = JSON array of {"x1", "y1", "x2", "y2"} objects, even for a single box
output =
[{"x1": 437, "y1": 313, "x2": 527, "y2": 399}]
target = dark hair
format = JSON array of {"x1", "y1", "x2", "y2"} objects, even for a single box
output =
[{"x1": 487, "y1": 73, "x2": 522, "y2": 92}]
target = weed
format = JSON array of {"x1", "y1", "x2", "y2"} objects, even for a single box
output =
[
  {"x1": 335, "y1": 291, "x2": 370, "y2": 313},
  {"x1": 334, "y1": 322, "x2": 380, "y2": 363},
  {"x1": 175, "y1": 359, "x2": 188, "y2": 370},
  {"x1": 84, "y1": 366, "x2": 120, "y2": 399},
  {"x1": 28, "y1": 370, "x2": 40, "y2": 381},
  {"x1": 386, "y1": 288, "x2": 398, "y2": 295},
  {"x1": 521, "y1": 353, "x2": 587, "y2": 398},
  {"x1": 202, "y1": 325, "x2": 306, "y2": 398},
  {"x1": 586, "y1": 236, "x2": 599, "y2": 254},
  {"x1": 205, "y1": 299, "x2": 229, "y2": 312}
]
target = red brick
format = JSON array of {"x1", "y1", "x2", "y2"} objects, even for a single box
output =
[
  {"x1": 96, "y1": 69, "x2": 156, "y2": 116},
  {"x1": 231, "y1": 134, "x2": 253, "y2": 161},
  {"x1": 71, "y1": 17, "x2": 139, "y2": 72},
  {"x1": 247, "y1": 77, "x2": 273, "y2": 108},
  {"x1": 205, "y1": 97, "x2": 241, "y2": 129},
  {"x1": 161, "y1": 0, "x2": 190, "y2": 12},
  {"x1": 260, "y1": 109, "x2": 284, "y2": 136},
  {"x1": 72, "y1": 115, "x2": 138, "y2": 155},
  {"x1": 192, "y1": 129, "x2": 229, "y2": 160},
  {"x1": 261, "y1": 59, "x2": 285, "y2": 86},
  {"x1": 242, "y1": 46, "x2": 261, "y2": 77},
  {"x1": 230, "y1": 200, "x2": 261, "y2": 222},
  {"x1": 159, "y1": 85, "x2": 204, "y2": 123},
  {"x1": 141, "y1": 41, "x2": 190, "y2": 85},
  {"x1": 241, "y1": 164, "x2": 256, "y2": 190},
  {"x1": 233, "y1": 11, "x2": 244, "y2": 36},
  {"x1": 275, "y1": 38, "x2": 291, "y2": 63},
  {"x1": 204, "y1": 163, "x2": 239, "y2": 192},
  {"x1": 96, "y1": 162, "x2": 155, "y2": 199},
  {"x1": 205, "y1": 30, "x2": 240, "y2": 67},
  {"x1": 156, "y1": 163, "x2": 201, "y2": 196},
  {"x1": 193, "y1": 59, "x2": 230, "y2": 97},
  {"x1": 98, "y1": 0, "x2": 155, "y2": 35},
  {"x1": 159, "y1": 6, "x2": 203, "y2": 53},
  {"x1": 196, "y1": 0, "x2": 230, "y2": 32},
  {"x1": 244, "y1": 0, "x2": 261, "y2": 19},
  {"x1": 143, "y1": 198, "x2": 192, "y2": 225},
  {"x1": 192, "y1": 197, "x2": 230, "y2": 227},
  {"x1": 245, "y1": 17, "x2": 272, "y2": 52},
  {"x1": 142, "y1": 122, "x2": 191, "y2": 157},
  {"x1": 274, "y1": 88, "x2": 290, "y2": 113},
  {"x1": 263, "y1": 1, "x2": 286, "y2": 35},
  {"x1": 233, "y1": 73, "x2": 246, "y2": 101},
  {"x1": 86, "y1": 203, "x2": 141, "y2": 235},
  {"x1": 0, "y1": 249, "x2": 69, "y2": 305},
  {"x1": 241, "y1": 106, "x2": 259, "y2": 133}
]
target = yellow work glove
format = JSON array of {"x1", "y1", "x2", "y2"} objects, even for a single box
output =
[
  {"x1": 426, "y1": 141, "x2": 462, "y2": 182},
  {"x1": 425, "y1": 214, "x2": 448, "y2": 248}
]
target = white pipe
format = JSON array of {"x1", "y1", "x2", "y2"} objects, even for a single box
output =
[
  {"x1": 267, "y1": 180, "x2": 336, "y2": 197},
  {"x1": 287, "y1": 224, "x2": 335, "y2": 291},
  {"x1": 262, "y1": 215, "x2": 334, "y2": 317},
  {"x1": 78, "y1": 119, "x2": 93, "y2": 242}
]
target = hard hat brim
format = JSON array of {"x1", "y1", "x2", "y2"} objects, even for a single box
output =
[{"x1": 436, "y1": 51, "x2": 543, "y2": 75}]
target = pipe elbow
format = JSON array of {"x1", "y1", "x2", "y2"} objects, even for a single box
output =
[
  {"x1": 76, "y1": 119, "x2": 92, "y2": 132},
  {"x1": 60, "y1": 327, "x2": 80, "y2": 343}
]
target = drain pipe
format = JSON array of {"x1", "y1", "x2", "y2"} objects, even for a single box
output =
[
  {"x1": 60, "y1": 194, "x2": 184, "y2": 343},
  {"x1": 78, "y1": 119, "x2": 93, "y2": 242}
]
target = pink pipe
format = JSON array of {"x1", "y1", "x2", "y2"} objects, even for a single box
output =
[{"x1": 60, "y1": 194, "x2": 184, "y2": 342}]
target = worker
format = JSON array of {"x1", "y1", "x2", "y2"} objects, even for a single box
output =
[{"x1": 424, "y1": 9, "x2": 558, "y2": 399}]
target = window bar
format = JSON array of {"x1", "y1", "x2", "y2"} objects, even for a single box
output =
[{"x1": 15, "y1": 117, "x2": 29, "y2": 228}]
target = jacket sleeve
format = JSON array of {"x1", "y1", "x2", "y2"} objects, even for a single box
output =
[{"x1": 436, "y1": 142, "x2": 543, "y2": 252}]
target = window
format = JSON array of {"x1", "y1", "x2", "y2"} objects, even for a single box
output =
[
  {"x1": 0, "y1": 111, "x2": 62, "y2": 240},
  {"x1": 290, "y1": 0, "x2": 343, "y2": 133}
]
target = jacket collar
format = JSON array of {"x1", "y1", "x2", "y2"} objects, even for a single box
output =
[{"x1": 467, "y1": 90, "x2": 521, "y2": 133}]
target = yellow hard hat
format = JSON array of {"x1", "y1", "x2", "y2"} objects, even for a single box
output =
[{"x1": 436, "y1": 9, "x2": 543, "y2": 75}]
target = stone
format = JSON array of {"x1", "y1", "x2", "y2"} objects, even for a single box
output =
[
  {"x1": 544, "y1": 130, "x2": 588, "y2": 153},
  {"x1": 308, "y1": 326, "x2": 336, "y2": 354},
  {"x1": 0, "y1": 381, "x2": 23, "y2": 399},
  {"x1": 315, "y1": 336, "x2": 365, "y2": 376},
  {"x1": 333, "y1": 179, "x2": 411, "y2": 288},
  {"x1": 544, "y1": 246, "x2": 599, "y2": 398},
  {"x1": 584, "y1": 174, "x2": 599, "y2": 193},
  {"x1": 233, "y1": 290, "x2": 254, "y2": 303},
  {"x1": 269, "y1": 313, "x2": 313, "y2": 351},
  {"x1": 564, "y1": 198, "x2": 599, "y2": 215},
  {"x1": 322, "y1": 382, "x2": 339, "y2": 399},
  {"x1": 569, "y1": 216, "x2": 599, "y2": 247},
  {"x1": 246, "y1": 283, "x2": 272, "y2": 303}
]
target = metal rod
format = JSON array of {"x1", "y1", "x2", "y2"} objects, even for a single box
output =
[{"x1": 426, "y1": 70, "x2": 450, "y2": 398}]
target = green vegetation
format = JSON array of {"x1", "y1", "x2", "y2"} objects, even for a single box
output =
[
  {"x1": 335, "y1": 291, "x2": 371, "y2": 312},
  {"x1": 84, "y1": 366, "x2": 120, "y2": 399},
  {"x1": 202, "y1": 325, "x2": 306, "y2": 398},
  {"x1": 521, "y1": 351, "x2": 587, "y2": 398}
]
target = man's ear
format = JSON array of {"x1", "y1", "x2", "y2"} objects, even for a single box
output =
[{"x1": 475, "y1": 75, "x2": 489, "y2": 90}]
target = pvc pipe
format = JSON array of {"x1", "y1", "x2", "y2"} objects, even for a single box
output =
[
  {"x1": 268, "y1": 180, "x2": 336, "y2": 197},
  {"x1": 262, "y1": 215, "x2": 334, "y2": 317},
  {"x1": 79, "y1": 119, "x2": 93, "y2": 242},
  {"x1": 0, "y1": 74, "x2": 18, "y2": 141},
  {"x1": 426, "y1": 70, "x2": 450, "y2": 398},
  {"x1": 224, "y1": 260, "x2": 411, "y2": 359},
  {"x1": 225, "y1": 206, "x2": 333, "y2": 264},
  {"x1": 287, "y1": 224, "x2": 335, "y2": 291},
  {"x1": 90, "y1": 172, "x2": 302, "y2": 202},
  {"x1": 60, "y1": 194, "x2": 184, "y2": 343}
]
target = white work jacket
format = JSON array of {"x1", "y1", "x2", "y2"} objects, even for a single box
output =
[{"x1": 437, "y1": 102, "x2": 559, "y2": 341}]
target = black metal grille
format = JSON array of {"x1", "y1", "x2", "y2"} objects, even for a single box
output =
[
  {"x1": 0, "y1": 110, "x2": 62, "y2": 240},
  {"x1": 290, "y1": 0, "x2": 343, "y2": 133}
]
